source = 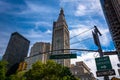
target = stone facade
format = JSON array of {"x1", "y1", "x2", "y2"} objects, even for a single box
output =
[
  {"x1": 25, "y1": 54, "x2": 46, "y2": 70},
  {"x1": 70, "y1": 61, "x2": 96, "y2": 80},
  {"x1": 30, "y1": 42, "x2": 51, "y2": 56},
  {"x1": 2, "y1": 32, "x2": 30, "y2": 75},
  {"x1": 52, "y1": 8, "x2": 70, "y2": 67},
  {"x1": 25, "y1": 42, "x2": 51, "y2": 70}
]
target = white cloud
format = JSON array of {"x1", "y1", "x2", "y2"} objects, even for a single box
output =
[
  {"x1": 100, "y1": 28, "x2": 111, "y2": 46},
  {"x1": 18, "y1": 1, "x2": 55, "y2": 15},
  {"x1": 35, "y1": 21, "x2": 51, "y2": 29},
  {"x1": 74, "y1": 0, "x2": 102, "y2": 16},
  {"x1": 70, "y1": 23, "x2": 90, "y2": 29},
  {"x1": 26, "y1": 29, "x2": 42, "y2": 38},
  {"x1": 26, "y1": 2, "x2": 52, "y2": 13},
  {"x1": 75, "y1": 4, "x2": 87, "y2": 16},
  {"x1": 59, "y1": 0, "x2": 103, "y2": 17},
  {"x1": 25, "y1": 29, "x2": 52, "y2": 43},
  {"x1": 45, "y1": 30, "x2": 52, "y2": 34},
  {"x1": 110, "y1": 55, "x2": 119, "y2": 77}
]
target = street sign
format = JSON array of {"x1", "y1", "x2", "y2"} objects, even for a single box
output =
[
  {"x1": 103, "y1": 51, "x2": 117, "y2": 55},
  {"x1": 96, "y1": 69, "x2": 116, "y2": 77},
  {"x1": 95, "y1": 56, "x2": 112, "y2": 71},
  {"x1": 49, "y1": 54, "x2": 77, "y2": 59}
]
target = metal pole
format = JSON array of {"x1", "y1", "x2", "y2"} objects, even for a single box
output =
[
  {"x1": 104, "y1": 76, "x2": 109, "y2": 80},
  {"x1": 94, "y1": 27, "x2": 103, "y2": 57},
  {"x1": 94, "y1": 27, "x2": 109, "y2": 80}
]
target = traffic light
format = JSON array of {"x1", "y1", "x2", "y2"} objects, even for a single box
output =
[
  {"x1": 17, "y1": 62, "x2": 27, "y2": 71},
  {"x1": 92, "y1": 26, "x2": 103, "y2": 57},
  {"x1": 94, "y1": 26, "x2": 102, "y2": 36}
]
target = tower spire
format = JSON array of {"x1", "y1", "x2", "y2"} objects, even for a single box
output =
[
  {"x1": 59, "y1": 8, "x2": 64, "y2": 16},
  {"x1": 57, "y1": 8, "x2": 66, "y2": 23}
]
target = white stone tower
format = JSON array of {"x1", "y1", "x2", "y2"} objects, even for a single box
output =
[{"x1": 52, "y1": 8, "x2": 70, "y2": 67}]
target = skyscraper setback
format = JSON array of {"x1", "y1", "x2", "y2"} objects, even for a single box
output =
[
  {"x1": 2, "y1": 32, "x2": 30, "y2": 75},
  {"x1": 52, "y1": 8, "x2": 70, "y2": 67},
  {"x1": 100, "y1": 0, "x2": 120, "y2": 52}
]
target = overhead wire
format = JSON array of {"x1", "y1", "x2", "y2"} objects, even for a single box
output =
[
  {"x1": 70, "y1": 27, "x2": 94, "y2": 45},
  {"x1": 70, "y1": 37, "x2": 92, "y2": 45},
  {"x1": 70, "y1": 27, "x2": 94, "y2": 40}
]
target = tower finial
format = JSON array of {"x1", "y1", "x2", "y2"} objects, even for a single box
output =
[
  {"x1": 60, "y1": 8, "x2": 64, "y2": 15},
  {"x1": 57, "y1": 8, "x2": 66, "y2": 22}
]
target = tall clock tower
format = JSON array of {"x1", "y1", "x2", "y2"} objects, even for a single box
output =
[{"x1": 52, "y1": 8, "x2": 70, "y2": 67}]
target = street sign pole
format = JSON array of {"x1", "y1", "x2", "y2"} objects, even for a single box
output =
[
  {"x1": 93, "y1": 26, "x2": 110, "y2": 80},
  {"x1": 117, "y1": 52, "x2": 120, "y2": 61},
  {"x1": 94, "y1": 26, "x2": 103, "y2": 57}
]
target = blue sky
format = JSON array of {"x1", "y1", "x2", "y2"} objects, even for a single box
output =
[
  {"x1": 0, "y1": 0, "x2": 119, "y2": 79},
  {"x1": 0, "y1": 0, "x2": 115, "y2": 56}
]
